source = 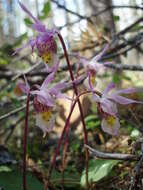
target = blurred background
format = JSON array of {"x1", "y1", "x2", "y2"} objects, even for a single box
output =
[{"x1": 0, "y1": 0, "x2": 143, "y2": 189}]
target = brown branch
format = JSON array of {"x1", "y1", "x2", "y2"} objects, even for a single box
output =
[
  {"x1": 105, "y1": 63, "x2": 143, "y2": 71},
  {"x1": 52, "y1": 0, "x2": 143, "y2": 30},
  {"x1": 12, "y1": 61, "x2": 42, "y2": 81},
  {"x1": 0, "y1": 103, "x2": 32, "y2": 121},
  {"x1": 116, "y1": 17, "x2": 143, "y2": 36},
  {"x1": 0, "y1": 61, "x2": 42, "y2": 91},
  {"x1": 104, "y1": 38, "x2": 143, "y2": 60},
  {"x1": 51, "y1": 0, "x2": 93, "y2": 24},
  {"x1": 85, "y1": 144, "x2": 139, "y2": 161},
  {"x1": 109, "y1": 5, "x2": 143, "y2": 10}
]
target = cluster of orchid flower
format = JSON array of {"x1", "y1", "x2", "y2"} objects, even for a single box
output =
[{"x1": 17, "y1": 1, "x2": 141, "y2": 137}]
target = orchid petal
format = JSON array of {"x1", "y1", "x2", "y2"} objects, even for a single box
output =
[
  {"x1": 30, "y1": 90, "x2": 41, "y2": 96},
  {"x1": 89, "y1": 62, "x2": 102, "y2": 71},
  {"x1": 50, "y1": 82, "x2": 67, "y2": 95},
  {"x1": 101, "y1": 117, "x2": 120, "y2": 136},
  {"x1": 12, "y1": 39, "x2": 35, "y2": 55},
  {"x1": 30, "y1": 90, "x2": 53, "y2": 106},
  {"x1": 109, "y1": 94, "x2": 141, "y2": 105},
  {"x1": 18, "y1": 1, "x2": 40, "y2": 23},
  {"x1": 45, "y1": 56, "x2": 59, "y2": 73},
  {"x1": 32, "y1": 23, "x2": 46, "y2": 33},
  {"x1": 29, "y1": 39, "x2": 36, "y2": 52},
  {"x1": 92, "y1": 94, "x2": 100, "y2": 102},
  {"x1": 91, "y1": 44, "x2": 109, "y2": 62},
  {"x1": 18, "y1": 75, "x2": 30, "y2": 94},
  {"x1": 103, "y1": 83, "x2": 116, "y2": 95},
  {"x1": 45, "y1": 115, "x2": 55, "y2": 132},
  {"x1": 115, "y1": 88, "x2": 138, "y2": 95},
  {"x1": 18, "y1": 83, "x2": 29, "y2": 94},
  {"x1": 54, "y1": 82, "x2": 68, "y2": 89},
  {"x1": 37, "y1": 94, "x2": 55, "y2": 107},
  {"x1": 55, "y1": 93, "x2": 72, "y2": 100},
  {"x1": 78, "y1": 57, "x2": 89, "y2": 69},
  {"x1": 88, "y1": 73, "x2": 95, "y2": 92},
  {"x1": 100, "y1": 98, "x2": 117, "y2": 116},
  {"x1": 41, "y1": 72, "x2": 55, "y2": 90},
  {"x1": 23, "y1": 75, "x2": 30, "y2": 89},
  {"x1": 52, "y1": 57, "x2": 59, "y2": 72},
  {"x1": 35, "y1": 114, "x2": 55, "y2": 133},
  {"x1": 31, "y1": 89, "x2": 55, "y2": 107}
]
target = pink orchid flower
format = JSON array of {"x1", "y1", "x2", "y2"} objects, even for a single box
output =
[
  {"x1": 18, "y1": 72, "x2": 68, "y2": 136},
  {"x1": 93, "y1": 83, "x2": 142, "y2": 135},
  {"x1": 77, "y1": 44, "x2": 111, "y2": 90},
  {"x1": 15, "y1": 1, "x2": 59, "y2": 72},
  {"x1": 18, "y1": 75, "x2": 30, "y2": 95},
  {"x1": 30, "y1": 72, "x2": 69, "y2": 107}
]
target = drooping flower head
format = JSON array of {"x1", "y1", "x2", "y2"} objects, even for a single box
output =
[
  {"x1": 18, "y1": 72, "x2": 68, "y2": 136},
  {"x1": 77, "y1": 44, "x2": 111, "y2": 90},
  {"x1": 15, "y1": 1, "x2": 59, "y2": 72},
  {"x1": 92, "y1": 83, "x2": 142, "y2": 135}
]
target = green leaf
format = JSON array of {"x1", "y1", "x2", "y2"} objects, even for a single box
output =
[
  {"x1": 122, "y1": 74, "x2": 131, "y2": 81},
  {"x1": 85, "y1": 115, "x2": 100, "y2": 130},
  {"x1": 131, "y1": 25, "x2": 143, "y2": 32},
  {"x1": 0, "y1": 169, "x2": 44, "y2": 190},
  {"x1": 85, "y1": 115, "x2": 98, "y2": 123},
  {"x1": 80, "y1": 159, "x2": 119, "y2": 186},
  {"x1": 86, "y1": 120, "x2": 100, "y2": 130},
  {"x1": 113, "y1": 15, "x2": 120, "y2": 21},
  {"x1": 14, "y1": 33, "x2": 27, "y2": 46},
  {"x1": 112, "y1": 73, "x2": 121, "y2": 84},
  {"x1": 0, "y1": 166, "x2": 12, "y2": 172},
  {"x1": 71, "y1": 141, "x2": 80, "y2": 151},
  {"x1": 130, "y1": 129, "x2": 140, "y2": 139},
  {"x1": 42, "y1": 1, "x2": 50, "y2": 15},
  {"x1": 0, "y1": 58, "x2": 7, "y2": 65},
  {"x1": 39, "y1": 1, "x2": 51, "y2": 20},
  {"x1": 24, "y1": 18, "x2": 33, "y2": 26}
]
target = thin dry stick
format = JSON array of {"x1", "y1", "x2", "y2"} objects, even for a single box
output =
[
  {"x1": 0, "y1": 102, "x2": 32, "y2": 121},
  {"x1": 85, "y1": 144, "x2": 139, "y2": 161}
]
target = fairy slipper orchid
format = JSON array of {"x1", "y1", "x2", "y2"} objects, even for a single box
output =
[
  {"x1": 77, "y1": 44, "x2": 111, "y2": 90},
  {"x1": 93, "y1": 83, "x2": 142, "y2": 135},
  {"x1": 15, "y1": 1, "x2": 59, "y2": 72},
  {"x1": 18, "y1": 72, "x2": 69, "y2": 135}
]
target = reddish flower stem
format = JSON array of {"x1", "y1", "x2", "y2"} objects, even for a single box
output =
[
  {"x1": 57, "y1": 32, "x2": 89, "y2": 188},
  {"x1": 48, "y1": 90, "x2": 101, "y2": 185},
  {"x1": 62, "y1": 93, "x2": 74, "y2": 189},
  {"x1": 61, "y1": 128, "x2": 69, "y2": 190},
  {"x1": 23, "y1": 93, "x2": 30, "y2": 190},
  {"x1": 48, "y1": 96, "x2": 77, "y2": 178}
]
